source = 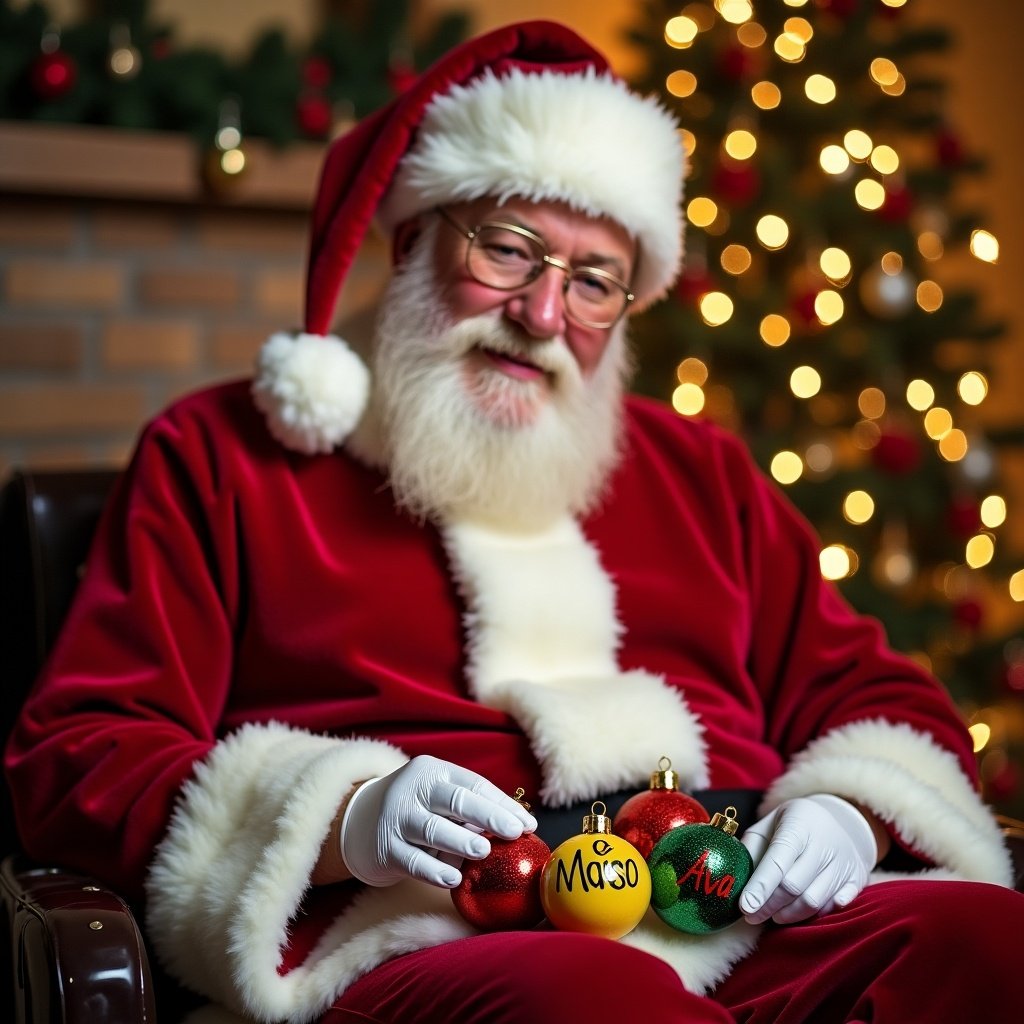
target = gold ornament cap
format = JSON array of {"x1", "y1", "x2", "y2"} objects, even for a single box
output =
[
  {"x1": 708, "y1": 805, "x2": 741, "y2": 836},
  {"x1": 582, "y1": 801, "x2": 613, "y2": 834},
  {"x1": 513, "y1": 787, "x2": 532, "y2": 812},
  {"x1": 649, "y1": 755, "x2": 680, "y2": 792}
]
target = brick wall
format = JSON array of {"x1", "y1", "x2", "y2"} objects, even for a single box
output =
[{"x1": 0, "y1": 122, "x2": 388, "y2": 479}]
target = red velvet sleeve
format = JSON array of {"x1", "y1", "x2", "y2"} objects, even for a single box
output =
[{"x1": 5, "y1": 395, "x2": 242, "y2": 899}]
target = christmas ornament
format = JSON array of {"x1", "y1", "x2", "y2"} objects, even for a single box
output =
[
  {"x1": 648, "y1": 806, "x2": 753, "y2": 935},
  {"x1": 878, "y1": 183, "x2": 914, "y2": 224},
  {"x1": 951, "y1": 597, "x2": 984, "y2": 632},
  {"x1": 31, "y1": 25, "x2": 77, "y2": 101},
  {"x1": 859, "y1": 265, "x2": 915, "y2": 319},
  {"x1": 296, "y1": 94, "x2": 333, "y2": 138},
  {"x1": 301, "y1": 55, "x2": 333, "y2": 90},
  {"x1": 613, "y1": 757, "x2": 709, "y2": 859},
  {"x1": 946, "y1": 496, "x2": 981, "y2": 539},
  {"x1": 712, "y1": 160, "x2": 761, "y2": 207},
  {"x1": 451, "y1": 788, "x2": 551, "y2": 931},
  {"x1": 675, "y1": 266, "x2": 717, "y2": 305},
  {"x1": 540, "y1": 801, "x2": 651, "y2": 939},
  {"x1": 204, "y1": 98, "x2": 249, "y2": 194},
  {"x1": 871, "y1": 427, "x2": 921, "y2": 476},
  {"x1": 935, "y1": 127, "x2": 965, "y2": 168}
]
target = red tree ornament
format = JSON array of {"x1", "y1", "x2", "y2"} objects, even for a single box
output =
[
  {"x1": 946, "y1": 495, "x2": 981, "y2": 539},
  {"x1": 613, "y1": 757, "x2": 710, "y2": 859},
  {"x1": 872, "y1": 428, "x2": 922, "y2": 476},
  {"x1": 712, "y1": 160, "x2": 761, "y2": 207},
  {"x1": 387, "y1": 60, "x2": 418, "y2": 96},
  {"x1": 951, "y1": 597, "x2": 984, "y2": 632},
  {"x1": 451, "y1": 788, "x2": 550, "y2": 931},
  {"x1": 675, "y1": 266, "x2": 717, "y2": 305},
  {"x1": 302, "y1": 55, "x2": 333, "y2": 90},
  {"x1": 296, "y1": 93, "x2": 333, "y2": 138},
  {"x1": 31, "y1": 49, "x2": 77, "y2": 100},
  {"x1": 878, "y1": 183, "x2": 914, "y2": 224}
]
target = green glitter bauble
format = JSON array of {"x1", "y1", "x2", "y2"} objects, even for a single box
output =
[{"x1": 647, "y1": 817, "x2": 753, "y2": 934}]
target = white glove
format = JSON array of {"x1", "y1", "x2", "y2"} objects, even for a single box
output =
[
  {"x1": 339, "y1": 754, "x2": 538, "y2": 889},
  {"x1": 738, "y1": 794, "x2": 877, "y2": 925}
]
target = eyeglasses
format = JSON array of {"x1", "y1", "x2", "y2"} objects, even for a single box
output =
[{"x1": 436, "y1": 207, "x2": 635, "y2": 329}]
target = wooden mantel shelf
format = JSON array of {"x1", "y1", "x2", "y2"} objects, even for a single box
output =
[{"x1": 0, "y1": 120, "x2": 325, "y2": 210}]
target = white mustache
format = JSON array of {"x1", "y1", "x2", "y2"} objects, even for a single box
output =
[{"x1": 442, "y1": 315, "x2": 579, "y2": 381}]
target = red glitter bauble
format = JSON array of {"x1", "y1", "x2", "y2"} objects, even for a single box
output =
[
  {"x1": 613, "y1": 759, "x2": 710, "y2": 860},
  {"x1": 451, "y1": 829, "x2": 550, "y2": 931},
  {"x1": 31, "y1": 50, "x2": 77, "y2": 100},
  {"x1": 872, "y1": 430, "x2": 922, "y2": 476}
]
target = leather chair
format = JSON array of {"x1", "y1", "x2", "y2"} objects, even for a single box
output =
[{"x1": 2, "y1": 467, "x2": 1023, "y2": 1022}]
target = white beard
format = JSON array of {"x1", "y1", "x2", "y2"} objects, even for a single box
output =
[{"x1": 347, "y1": 224, "x2": 630, "y2": 531}]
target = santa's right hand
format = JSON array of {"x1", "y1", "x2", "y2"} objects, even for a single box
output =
[{"x1": 339, "y1": 754, "x2": 538, "y2": 888}]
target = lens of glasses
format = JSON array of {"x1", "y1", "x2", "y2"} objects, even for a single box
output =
[{"x1": 466, "y1": 224, "x2": 628, "y2": 328}]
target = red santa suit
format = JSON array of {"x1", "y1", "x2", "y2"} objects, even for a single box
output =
[
  {"x1": 6, "y1": 380, "x2": 1012, "y2": 1022},
  {"x1": 4, "y1": 19, "x2": 1017, "y2": 1024}
]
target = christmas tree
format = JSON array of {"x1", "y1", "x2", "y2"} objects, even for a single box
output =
[{"x1": 625, "y1": 0, "x2": 1024, "y2": 816}]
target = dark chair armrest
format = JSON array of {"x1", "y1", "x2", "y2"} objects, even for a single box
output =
[
  {"x1": 1, "y1": 855, "x2": 157, "y2": 1023},
  {"x1": 997, "y1": 816, "x2": 1024, "y2": 893}
]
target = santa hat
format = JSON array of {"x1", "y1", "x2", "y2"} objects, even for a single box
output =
[{"x1": 253, "y1": 20, "x2": 686, "y2": 455}]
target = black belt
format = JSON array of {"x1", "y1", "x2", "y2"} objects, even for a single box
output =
[{"x1": 531, "y1": 788, "x2": 764, "y2": 851}]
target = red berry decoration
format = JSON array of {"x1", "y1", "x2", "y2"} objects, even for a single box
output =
[
  {"x1": 31, "y1": 49, "x2": 77, "y2": 100},
  {"x1": 872, "y1": 428, "x2": 922, "y2": 476},
  {"x1": 451, "y1": 788, "x2": 550, "y2": 931},
  {"x1": 613, "y1": 757, "x2": 709, "y2": 859}
]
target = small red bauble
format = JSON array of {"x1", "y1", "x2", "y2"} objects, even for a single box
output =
[
  {"x1": 951, "y1": 597, "x2": 984, "y2": 632},
  {"x1": 946, "y1": 496, "x2": 981, "y2": 539},
  {"x1": 878, "y1": 184, "x2": 914, "y2": 224},
  {"x1": 675, "y1": 267, "x2": 717, "y2": 305},
  {"x1": 387, "y1": 61, "x2": 418, "y2": 96},
  {"x1": 872, "y1": 429, "x2": 921, "y2": 476},
  {"x1": 613, "y1": 757, "x2": 709, "y2": 860},
  {"x1": 31, "y1": 50, "x2": 77, "y2": 100},
  {"x1": 712, "y1": 160, "x2": 761, "y2": 207},
  {"x1": 296, "y1": 93, "x2": 333, "y2": 138},
  {"x1": 451, "y1": 789, "x2": 551, "y2": 931},
  {"x1": 302, "y1": 55, "x2": 333, "y2": 90}
]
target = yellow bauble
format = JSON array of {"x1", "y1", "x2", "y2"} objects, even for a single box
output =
[{"x1": 540, "y1": 802, "x2": 652, "y2": 940}]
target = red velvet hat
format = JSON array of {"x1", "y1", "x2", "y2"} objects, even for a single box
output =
[{"x1": 253, "y1": 20, "x2": 685, "y2": 455}]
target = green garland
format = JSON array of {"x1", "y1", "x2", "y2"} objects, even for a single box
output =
[{"x1": 0, "y1": 0, "x2": 469, "y2": 146}]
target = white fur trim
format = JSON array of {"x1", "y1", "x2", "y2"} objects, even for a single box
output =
[
  {"x1": 624, "y1": 910, "x2": 761, "y2": 995},
  {"x1": 146, "y1": 722, "x2": 479, "y2": 1022},
  {"x1": 251, "y1": 332, "x2": 370, "y2": 454},
  {"x1": 379, "y1": 68, "x2": 685, "y2": 309},
  {"x1": 760, "y1": 718, "x2": 1013, "y2": 888},
  {"x1": 443, "y1": 516, "x2": 708, "y2": 805}
]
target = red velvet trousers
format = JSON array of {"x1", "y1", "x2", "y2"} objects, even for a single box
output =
[{"x1": 325, "y1": 880, "x2": 1023, "y2": 1023}]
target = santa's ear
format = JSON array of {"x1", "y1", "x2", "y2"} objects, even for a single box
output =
[{"x1": 391, "y1": 216, "x2": 423, "y2": 266}]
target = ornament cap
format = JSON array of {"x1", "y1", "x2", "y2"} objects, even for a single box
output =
[
  {"x1": 514, "y1": 787, "x2": 532, "y2": 812},
  {"x1": 582, "y1": 801, "x2": 613, "y2": 835},
  {"x1": 649, "y1": 755, "x2": 681, "y2": 791},
  {"x1": 708, "y1": 805, "x2": 741, "y2": 836}
]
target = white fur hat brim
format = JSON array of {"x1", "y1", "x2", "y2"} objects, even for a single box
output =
[{"x1": 378, "y1": 67, "x2": 685, "y2": 311}]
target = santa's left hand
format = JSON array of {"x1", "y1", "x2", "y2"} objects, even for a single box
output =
[{"x1": 738, "y1": 794, "x2": 877, "y2": 925}]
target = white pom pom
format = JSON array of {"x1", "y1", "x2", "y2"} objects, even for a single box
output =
[{"x1": 251, "y1": 333, "x2": 370, "y2": 454}]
